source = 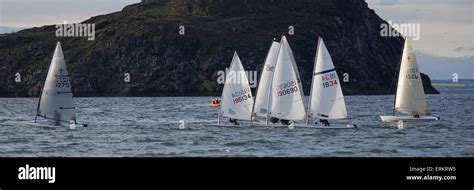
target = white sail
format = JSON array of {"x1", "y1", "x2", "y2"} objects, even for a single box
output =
[
  {"x1": 37, "y1": 42, "x2": 76, "y2": 125},
  {"x1": 308, "y1": 38, "x2": 347, "y2": 119},
  {"x1": 395, "y1": 39, "x2": 428, "y2": 115},
  {"x1": 220, "y1": 51, "x2": 255, "y2": 121},
  {"x1": 253, "y1": 41, "x2": 281, "y2": 118},
  {"x1": 269, "y1": 36, "x2": 306, "y2": 120}
]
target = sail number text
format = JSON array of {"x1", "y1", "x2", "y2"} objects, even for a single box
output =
[
  {"x1": 277, "y1": 79, "x2": 299, "y2": 96},
  {"x1": 321, "y1": 72, "x2": 338, "y2": 88},
  {"x1": 55, "y1": 76, "x2": 70, "y2": 88},
  {"x1": 406, "y1": 68, "x2": 419, "y2": 79},
  {"x1": 232, "y1": 87, "x2": 252, "y2": 104}
]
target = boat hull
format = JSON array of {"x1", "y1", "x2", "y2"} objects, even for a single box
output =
[
  {"x1": 202, "y1": 122, "x2": 356, "y2": 129},
  {"x1": 208, "y1": 103, "x2": 221, "y2": 107},
  {"x1": 379, "y1": 115, "x2": 440, "y2": 122},
  {"x1": 201, "y1": 123, "x2": 285, "y2": 128},
  {"x1": 19, "y1": 121, "x2": 87, "y2": 128},
  {"x1": 19, "y1": 121, "x2": 61, "y2": 128},
  {"x1": 294, "y1": 124, "x2": 356, "y2": 129}
]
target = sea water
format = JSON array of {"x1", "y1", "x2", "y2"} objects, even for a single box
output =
[{"x1": 0, "y1": 80, "x2": 472, "y2": 157}]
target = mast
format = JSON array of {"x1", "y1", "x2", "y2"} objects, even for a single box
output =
[
  {"x1": 217, "y1": 92, "x2": 221, "y2": 124},
  {"x1": 252, "y1": 38, "x2": 280, "y2": 124},
  {"x1": 218, "y1": 56, "x2": 229, "y2": 124},
  {"x1": 35, "y1": 42, "x2": 58, "y2": 123},
  {"x1": 263, "y1": 41, "x2": 273, "y2": 125},
  {"x1": 267, "y1": 34, "x2": 285, "y2": 125},
  {"x1": 252, "y1": 41, "x2": 273, "y2": 122},
  {"x1": 34, "y1": 88, "x2": 43, "y2": 122},
  {"x1": 265, "y1": 74, "x2": 270, "y2": 125},
  {"x1": 392, "y1": 38, "x2": 406, "y2": 116},
  {"x1": 306, "y1": 37, "x2": 321, "y2": 125},
  {"x1": 265, "y1": 38, "x2": 281, "y2": 125},
  {"x1": 270, "y1": 34, "x2": 306, "y2": 121}
]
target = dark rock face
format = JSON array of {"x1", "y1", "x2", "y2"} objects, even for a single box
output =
[{"x1": 0, "y1": 0, "x2": 439, "y2": 97}]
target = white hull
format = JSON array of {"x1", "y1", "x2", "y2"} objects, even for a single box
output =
[
  {"x1": 202, "y1": 122, "x2": 356, "y2": 129},
  {"x1": 242, "y1": 121, "x2": 288, "y2": 127},
  {"x1": 19, "y1": 121, "x2": 87, "y2": 128},
  {"x1": 379, "y1": 115, "x2": 440, "y2": 122},
  {"x1": 294, "y1": 124, "x2": 356, "y2": 129},
  {"x1": 246, "y1": 121, "x2": 356, "y2": 129},
  {"x1": 19, "y1": 121, "x2": 61, "y2": 128},
  {"x1": 202, "y1": 122, "x2": 286, "y2": 128}
]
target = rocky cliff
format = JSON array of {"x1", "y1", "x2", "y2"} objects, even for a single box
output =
[{"x1": 0, "y1": 0, "x2": 439, "y2": 97}]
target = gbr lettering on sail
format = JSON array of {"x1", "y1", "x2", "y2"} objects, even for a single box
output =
[
  {"x1": 276, "y1": 79, "x2": 299, "y2": 97},
  {"x1": 232, "y1": 87, "x2": 252, "y2": 104},
  {"x1": 321, "y1": 72, "x2": 339, "y2": 88},
  {"x1": 406, "y1": 68, "x2": 419, "y2": 79}
]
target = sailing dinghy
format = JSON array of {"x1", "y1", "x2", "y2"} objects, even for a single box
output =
[
  {"x1": 240, "y1": 36, "x2": 307, "y2": 128},
  {"x1": 295, "y1": 38, "x2": 355, "y2": 129},
  {"x1": 265, "y1": 35, "x2": 307, "y2": 126},
  {"x1": 251, "y1": 36, "x2": 354, "y2": 129},
  {"x1": 20, "y1": 42, "x2": 87, "y2": 128},
  {"x1": 202, "y1": 51, "x2": 255, "y2": 127},
  {"x1": 205, "y1": 36, "x2": 354, "y2": 129},
  {"x1": 380, "y1": 39, "x2": 439, "y2": 122},
  {"x1": 251, "y1": 39, "x2": 281, "y2": 123}
]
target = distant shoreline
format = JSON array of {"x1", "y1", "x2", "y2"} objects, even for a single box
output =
[
  {"x1": 432, "y1": 83, "x2": 466, "y2": 87},
  {"x1": 0, "y1": 93, "x2": 447, "y2": 98}
]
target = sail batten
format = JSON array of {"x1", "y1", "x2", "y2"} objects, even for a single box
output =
[{"x1": 314, "y1": 68, "x2": 336, "y2": 76}]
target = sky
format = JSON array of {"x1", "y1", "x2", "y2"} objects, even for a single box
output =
[
  {"x1": 366, "y1": 0, "x2": 473, "y2": 58},
  {"x1": 0, "y1": 0, "x2": 472, "y2": 58},
  {"x1": 0, "y1": 0, "x2": 140, "y2": 27}
]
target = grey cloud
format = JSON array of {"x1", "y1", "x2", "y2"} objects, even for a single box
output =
[{"x1": 454, "y1": 47, "x2": 474, "y2": 52}]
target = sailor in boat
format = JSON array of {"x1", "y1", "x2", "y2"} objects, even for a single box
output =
[
  {"x1": 229, "y1": 118, "x2": 240, "y2": 125},
  {"x1": 319, "y1": 119, "x2": 330, "y2": 127},
  {"x1": 269, "y1": 117, "x2": 292, "y2": 125},
  {"x1": 270, "y1": 117, "x2": 279, "y2": 124},
  {"x1": 280, "y1": 119, "x2": 291, "y2": 125},
  {"x1": 317, "y1": 114, "x2": 330, "y2": 127},
  {"x1": 210, "y1": 98, "x2": 221, "y2": 106}
]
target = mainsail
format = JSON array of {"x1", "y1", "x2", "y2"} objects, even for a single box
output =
[
  {"x1": 220, "y1": 51, "x2": 255, "y2": 121},
  {"x1": 253, "y1": 41, "x2": 281, "y2": 118},
  {"x1": 308, "y1": 38, "x2": 347, "y2": 120},
  {"x1": 37, "y1": 42, "x2": 76, "y2": 125},
  {"x1": 269, "y1": 36, "x2": 306, "y2": 120},
  {"x1": 394, "y1": 39, "x2": 428, "y2": 115}
]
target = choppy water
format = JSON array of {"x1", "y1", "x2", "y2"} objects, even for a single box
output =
[{"x1": 0, "y1": 81, "x2": 473, "y2": 157}]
